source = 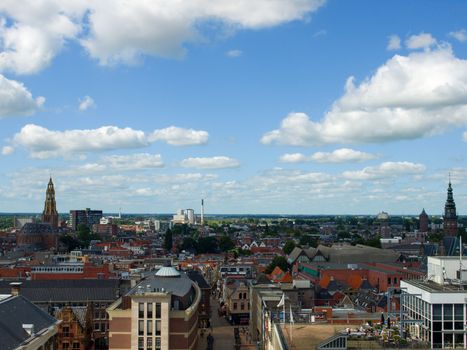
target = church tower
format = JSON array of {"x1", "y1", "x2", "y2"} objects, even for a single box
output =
[
  {"x1": 42, "y1": 177, "x2": 59, "y2": 228},
  {"x1": 443, "y1": 180, "x2": 458, "y2": 236}
]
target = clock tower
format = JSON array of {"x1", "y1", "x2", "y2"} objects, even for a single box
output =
[{"x1": 443, "y1": 180, "x2": 458, "y2": 236}]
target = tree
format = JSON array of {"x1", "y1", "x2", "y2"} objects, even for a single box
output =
[
  {"x1": 283, "y1": 240, "x2": 296, "y2": 255},
  {"x1": 219, "y1": 235, "x2": 234, "y2": 252},
  {"x1": 164, "y1": 228, "x2": 173, "y2": 251},
  {"x1": 197, "y1": 237, "x2": 218, "y2": 254},
  {"x1": 76, "y1": 224, "x2": 99, "y2": 247},
  {"x1": 265, "y1": 256, "x2": 290, "y2": 274},
  {"x1": 59, "y1": 234, "x2": 80, "y2": 251}
]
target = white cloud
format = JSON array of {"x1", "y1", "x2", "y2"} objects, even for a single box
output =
[
  {"x1": 1, "y1": 146, "x2": 14, "y2": 155},
  {"x1": 0, "y1": 1, "x2": 85, "y2": 74},
  {"x1": 226, "y1": 50, "x2": 242, "y2": 58},
  {"x1": 13, "y1": 124, "x2": 149, "y2": 159},
  {"x1": 405, "y1": 32, "x2": 437, "y2": 50},
  {"x1": 463, "y1": 131, "x2": 467, "y2": 141},
  {"x1": 78, "y1": 95, "x2": 96, "y2": 111},
  {"x1": 280, "y1": 148, "x2": 376, "y2": 163},
  {"x1": 312, "y1": 29, "x2": 326, "y2": 38},
  {"x1": 262, "y1": 46, "x2": 467, "y2": 146},
  {"x1": 279, "y1": 153, "x2": 309, "y2": 163},
  {"x1": 387, "y1": 35, "x2": 401, "y2": 50},
  {"x1": 102, "y1": 153, "x2": 164, "y2": 170},
  {"x1": 0, "y1": 74, "x2": 44, "y2": 117},
  {"x1": 342, "y1": 161, "x2": 426, "y2": 180},
  {"x1": 149, "y1": 126, "x2": 208, "y2": 146},
  {"x1": 0, "y1": 0, "x2": 325, "y2": 73},
  {"x1": 180, "y1": 156, "x2": 240, "y2": 169},
  {"x1": 448, "y1": 29, "x2": 467, "y2": 43},
  {"x1": 11, "y1": 124, "x2": 209, "y2": 158}
]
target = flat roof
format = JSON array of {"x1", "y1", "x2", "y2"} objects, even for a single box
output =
[{"x1": 403, "y1": 279, "x2": 467, "y2": 293}]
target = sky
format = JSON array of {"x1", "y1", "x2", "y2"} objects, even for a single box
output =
[{"x1": 0, "y1": 0, "x2": 467, "y2": 215}]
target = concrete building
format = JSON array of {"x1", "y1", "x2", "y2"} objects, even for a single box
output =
[
  {"x1": 70, "y1": 208, "x2": 103, "y2": 231},
  {"x1": 107, "y1": 265, "x2": 200, "y2": 350},
  {"x1": 401, "y1": 256, "x2": 467, "y2": 348}
]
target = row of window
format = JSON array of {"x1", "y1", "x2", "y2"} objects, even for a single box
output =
[
  {"x1": 138, "y1": 336, "x2": 161, "y2": 350},
  {"x1": 138, "y1": 320, "x2": 162, "y2": 336},
  {"x1": 61, "y1": 342, "x2": 80, "y2": 350},
  {"x1": 233, "y1": 302, "x2": 249, "y2": 311},
  {"x1": 139, "y1": 302, "x2": 161, "y2": 319}
]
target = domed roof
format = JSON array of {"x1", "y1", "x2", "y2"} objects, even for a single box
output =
[{"x1": 155, "y1": 266, "x2": 181, "y2": 278}]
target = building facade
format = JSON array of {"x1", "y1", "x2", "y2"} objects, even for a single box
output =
[
  {"x1": 107, "y1": 266, "x2": 200, "y2": 350},
  {"x1": 401, "y1": 257, "x2": 467, "y2": 349}
]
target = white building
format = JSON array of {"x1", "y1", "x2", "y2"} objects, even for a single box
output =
[
  {"x1": 172, "y1": 209, "x2": 195, "y2": 225},
  {"x1": 401, "y1": 256, "x2": 467, "y2": 349}
]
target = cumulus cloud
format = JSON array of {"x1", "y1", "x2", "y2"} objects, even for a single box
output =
[
  {"x1": 180, "y1": 156, "x2": 240, "y2": 169},
  {"x1": 0, "y1": 74, "x2": 44, "y2": 117},
  {"x1": 1, "y1": 146, "x2": 14, "y2": 155},
  {"x1": 13, "y1": 124, "x2": 148, "y2": 159},
  {"x1": 342, "y1": 161, "x2": 426, "y2": 180},
  {"x1": 78, "y1": 95, "x2": 96, "y2": 111},
  {"x1": 405, "y1": 32, "x2": 437, "y2": 50},
  {"x1": 449, "y1": 29, "x2": 467, "y2": 43},
  {"x1": 281, "y1": 148, "x2": 377, "y2": 163},
  {"x1": 262, "y1": 45, "x2": 467, "y2": 146},
  {"x1": 387, "y1": 35, "x2": 401, "y2": 50},
  {"x1": 149, "y1": 126, "x2": 208, "y2": 146},
  {"x1": 11, "y1": 124, "x2": 209, "y2": 158},
  {"x1": 0, "y1": 0, "x2": 325, "y2": 73},
  {"x1": 226, "y1": 50, "x2": 242, "y2": 58}
]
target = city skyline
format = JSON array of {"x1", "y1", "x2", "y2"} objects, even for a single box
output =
[{"x1": 1, "y1": 1, "x2": 467, "y2": 214}]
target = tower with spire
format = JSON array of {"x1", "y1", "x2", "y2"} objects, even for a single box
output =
[
  {"x1": 443, "y1": 179, "x2": 458, "y2": 236},
  {"x1": 42, "y1": 177, "x2": 59, "y2": 228}
]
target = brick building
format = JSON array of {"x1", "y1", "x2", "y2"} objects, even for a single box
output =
[{"x1": 107, "y1": 265, "x2": 200, "y2": 350}]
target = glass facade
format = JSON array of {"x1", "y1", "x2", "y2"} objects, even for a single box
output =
[{"x1": 402, "y1": 291, "x2": 466, "y2": 349}]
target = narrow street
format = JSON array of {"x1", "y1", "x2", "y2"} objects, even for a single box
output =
[{"x1": 197, "y1": 296, "x2": 236, "y2": 350}]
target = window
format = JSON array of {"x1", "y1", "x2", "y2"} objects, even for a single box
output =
[
  {"x1": 62, "y1": 343, "x2": 70, "y2": 350},
  {"x1": 72, "y1": 342, "x2": 80, "y2": 349},
  {"x1": 138, "y1": 320, "x2": 144, "y2": 335},
  {"x1": 393, "y1": 277, "x2": 397, "y2": 285},
  {"x1": 233, "y1": 302, "x2": 237, "y2": 310},
  {"x1": 147, "y1": 303, "x2": 153, "y2": 318},
  {"x1": 63, "y1": 326, "x2": 70, "y2": 337},
  {"x1": 156, "y1": 303, "x2": 161, "y2": 318},
  {"x1": 94, "y1": 323, "x2": 100, "y2": 331},
  {"x1": 241, "y1": 303, "x2": 244, "y2": 310},
  {"x1": 244, "y1": 293, "x2": 247, "y2": 299},
  {"x1": 139, "y1": 303, "x2": 145, "y2": 318},
  {"x1": 387, "y1": 277, "x2": 391, "y2": 285},
  {"x1": 155, "y1": 320, "x2": 161, "y2": 336},
  {"x1": 239, "y1": 293, "x2": 242, "y2": 300},
  {"x1": 138, "y1": 337, "x2": 144, "y2": 350},
  {"x1": 155, "y1": 337, "x2": 161, "y2": 350},
  {"x1": 147, "y1": 320, "x2": 153, "y2": 335},
  {"x1": 147, "y1": 337, "x2": 153, "y2": 350}
]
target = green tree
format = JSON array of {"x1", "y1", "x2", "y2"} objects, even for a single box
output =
[
  {"x1": 164, "y1": 228, "x2": 173, "y2": 251},
  {"x1": 219, "y1": 235, "x2": 234, "y2": 252},
  {"x1": 197, "y1": 237, "x2": 218, "y2": 254},
  {"x1": 59, "y1": 234, "x2": 80, "y2": 251},
  {"x1": 265, "y1": 256, "x2": 290, "y2": 274},
  {"x1": 76, "y1": 224, "x2": 99, "y2": 247},
  {"x1": 283, "y1": 240, "x2": 296, "y2": 255}
]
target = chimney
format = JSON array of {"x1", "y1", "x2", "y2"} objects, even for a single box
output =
[{"x1": 10, "y1": 282, "x2": 22, "y2": 296}]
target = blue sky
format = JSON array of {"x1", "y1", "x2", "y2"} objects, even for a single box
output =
[{"x1": 0, "y1": 0, "x2": 467, "y2": 215}]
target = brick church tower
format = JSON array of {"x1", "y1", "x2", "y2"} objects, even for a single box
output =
[{"x1": 42, "y1": 177, "x2": 59, "y2": 228}]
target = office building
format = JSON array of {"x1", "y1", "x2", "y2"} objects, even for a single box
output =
[
  {"x1": 401, "y1": 256, "x2": 467, "y2": 348},
  {"x1": 70, "y1": 208, "x2": 103, "y2": 231},
  {"x1": 107, "y1": 265, "x2": 200, "y2": 350}
]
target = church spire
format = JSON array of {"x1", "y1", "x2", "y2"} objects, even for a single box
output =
[
  {"x1": 444, "y1": 178, "x2": 457, "y2": 236},
  {"x1": 42, "y1": 177, "x2": 59, "y2": 228}
]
